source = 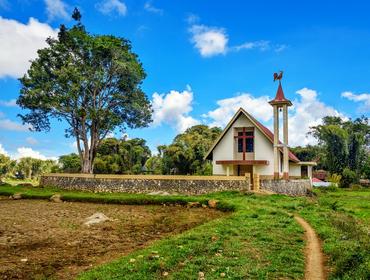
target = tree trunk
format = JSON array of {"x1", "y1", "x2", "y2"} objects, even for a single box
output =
[{"x1": 81, "y1": 157, "x2": 93, "y2": 174}]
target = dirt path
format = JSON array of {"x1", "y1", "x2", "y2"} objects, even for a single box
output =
[{"x1": 294, "y1": 216, "x2": 326, "y2": 280}]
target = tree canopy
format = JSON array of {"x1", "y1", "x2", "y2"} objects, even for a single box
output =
[
  {"x1": 310, "y1": 116, "x2": 370, "y2": 181},
  {"x1": 160, "y1": 125, "x2": 222, "y2": 175},
  {"x1": 17, "y1": 9, "x2": 152, "y2": 174},
  {"x1": 58, "y1": 137, "x2": 151, "y2": 174}
]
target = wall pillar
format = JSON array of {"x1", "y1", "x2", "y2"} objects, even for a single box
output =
[
  {"x1": 226, "y1": 165, "x2": 230, "y2": 177},
  {"x1": 283, "y1": 104, "x2": 289, "y2": 180},
  {"x1": 308, "y1": 166, "x2": 312, "y2": 179},
  {"x1": 273, "y1": 106, "x2": 279, "y2": 179}
]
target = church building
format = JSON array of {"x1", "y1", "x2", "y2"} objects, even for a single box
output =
[{"x1": 204, "y1": 75, "x2": 316, "y2": 179}]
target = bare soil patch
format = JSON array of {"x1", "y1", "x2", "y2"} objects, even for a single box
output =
[{"x1": 0, "y1": 199, "x2": 224, "y2": 280}]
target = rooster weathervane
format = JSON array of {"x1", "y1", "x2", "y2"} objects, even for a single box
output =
[{"x1": 273, "y1": 71, "x2": 283, "y2": 83}]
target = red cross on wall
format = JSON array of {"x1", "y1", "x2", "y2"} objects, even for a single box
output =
[{"x1": 234, "y1": 128, "x2": 254, "y2": 160}]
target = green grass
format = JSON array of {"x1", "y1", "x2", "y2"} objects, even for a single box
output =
[
  {"x1": 1, "y1": 184, "x2": 369, "y2": 279},
  {"x1": 2, "y1": 178, "x2": 39, "y2": 186},
  {"x1": 299, "y1": 189, "x2": 370, "y2": 280}
]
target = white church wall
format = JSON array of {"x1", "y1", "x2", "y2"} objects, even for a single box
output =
[
  {"x1": 289, "y1": 163, "x2": 301, "y2": 177},
  {"x1": 212, "y1": 122, "x2": 234, "y2": 175},
  {"x1": 253, "y1": 123, "x2": 275, "y2": 176},
  {"x1": 213, "y1": 113, "x2": 276, "y2": 176}
]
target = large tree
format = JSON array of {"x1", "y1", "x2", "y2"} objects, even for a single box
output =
[
  {"x1": 94, "y1": 137, "x2": 151, "y2": 174},
  {"x1": 17, "y1": 9, "x2": 152, "y2": 173},
  {"x1": 310, "y1": 116, "x2": 369, "y2": 176},
  {"x1": 0, "y1": 154, "x2": 15, "y2": 182}
]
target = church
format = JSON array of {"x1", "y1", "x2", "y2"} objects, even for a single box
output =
[{"x1": 205, "y1": 75, "x2": 316, "y2": 180}]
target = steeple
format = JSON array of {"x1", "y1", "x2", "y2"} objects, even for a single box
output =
[
  {"x1": 270, "y1": 72, "x2": 292, "y2": 180},
  {"x1": 269, "y1": 82, "x2": 292, "y2": 106}
]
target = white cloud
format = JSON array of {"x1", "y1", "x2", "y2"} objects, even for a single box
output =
[
  {"x1": 202, "y1": 93, "x2": 272, "y2": 128},
  {"x1": 13, "y1": 147, "x2": 55, "y2": 160},
  {"x1": 288, "y1": 88, "x2": 344, "y2": 146},
  {"x1": 0, "y1": 143, "x2": 8, "y2": 156},
  {"x1": 26, "y1": 137, "x2": 38, "y2": 145},
  {"x1": 0, "y1": 119, "x2": 30, "y2": 132},
  {"x1": 188, "y1": 20, "x2": 286, "y2": 57},
  {"x1": 341, "y1": 91, "x2": 370, "y2": 112},
  {"x1": 186, "y1": 13, "x2": 199, "y2": 24},
  {"x1": 0, "y1": 17, "x2": 58, "y2": 78},
  {"x1": 189, "y1": 24, "x2": 228, "y2": 57},
  {"x1": 233, "y1": 40, "x2": 271, "y2": 52},
  {"x1": 275, "y1": 44, "x2": 288, "y2": 53},
  {"x1": 96, "y1": 0, "x2": 127, "y2": 16},
  {"x1": 144, "y1": 1, "x2": 163, "y2": 15},
  {"x1": 0, "y1": 144, "x2": 56, "y2": 160},
  {"x1": 0, "y1": 99, "x2": 17, "y2": 107},
  {"x1": 204, "y1": 88, "x2": 343, "y2": 147},
  {"x1": 44, "y1": 0, "x2": 69, "y2": 21},
  {"x1": 152, "y1": 86, "x2": 200, "y2": 132}
]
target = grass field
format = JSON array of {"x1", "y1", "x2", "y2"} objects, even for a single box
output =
[{"x1": 0, "y1": 183, "x2": 369, "y2": 279}]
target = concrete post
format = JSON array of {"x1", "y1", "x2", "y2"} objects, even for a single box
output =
[
  {"x1": 283, "y1": 104, "x2": 289, "y2": 179},
  {"x1": 273, "y1": 105, "x2": 279, "y2": 179},
  {"x1": 308, "y1": 166, "x2": 312, "y2": 179},
  {"x1": 226, "y1": 165, "x2": 230, "y2": 177},
  {"x1": 253, "y1": 173, "x2": 260, "y2": 191}
]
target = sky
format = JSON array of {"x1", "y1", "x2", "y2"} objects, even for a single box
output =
[{"x1": 0, "y1": 0, "x2": 370, "y2": 160}]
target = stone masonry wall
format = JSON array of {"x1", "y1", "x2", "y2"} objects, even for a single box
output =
[
  {"x1": 260, "y1": 179, "x2": 312, "y2": 196},
  {"x1": 40, "y1": 174, "x2": 251, "y2": 195}
]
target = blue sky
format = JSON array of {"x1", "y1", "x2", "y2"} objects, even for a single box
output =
[{"x1": 0, "y1": 0, "x2": 369, "y2": 159}]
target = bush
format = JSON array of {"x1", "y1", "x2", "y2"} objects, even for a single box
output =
[
  {"x1": 327, "y1": 173, "x2": 342, "y2": 185},
  {"x1": 340, "y1": 168, "x2": 358, "y2": 188},
  {"x1": 350, "y1": 184, "x2": 362, "y2": 190},
  {"x1": 326, "y1": 184, "x2": 339, "y2": 192}
]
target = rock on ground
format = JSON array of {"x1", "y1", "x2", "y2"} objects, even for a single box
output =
[
  {"x1": 148, "y1": 191, "x2": 171, "y2": 196},
  {"x1": 11, "y1": 193, "x2": 22, "y2": 200},
  {"x1": 84, "y1": 212, "x2": 111, "y2": 226},
  {"x1": 50, "y1": 194, "x2": 62, "y2": 203},
  {"x1": 208, "y1": 200, "x2": 218, "y2": 208}
]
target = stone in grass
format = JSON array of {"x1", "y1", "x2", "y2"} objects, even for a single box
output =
[
  {"x1": 208, "y1": 199, "x2": 218, "y2": 208},
  {"x1": 187, "y1": 202, "x2": 200, "y2": 208},
  {"x1": 50, "y1": 194, "x2": 62, "y2": 203},
  {"x1": 148, "y1": 191, "x2": 170, "y2": 196},
  {"x1": 198, "y1": 271, "x2": 205, "y2": 280},
  {"x1": 11, "y1": 193, "x2": 22, "y2": 200},
  {"x1": 84, "y1": 212, "x2": 111, "y2": 226}
]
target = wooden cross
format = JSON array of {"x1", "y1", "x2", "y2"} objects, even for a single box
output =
[{"x1": 234, "y1": 128, "x2": 254, "y2": 160}]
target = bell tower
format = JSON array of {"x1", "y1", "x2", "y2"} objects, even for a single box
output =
[{"x1": 269, "y1": 71, "x2": 292, "y2": 180}]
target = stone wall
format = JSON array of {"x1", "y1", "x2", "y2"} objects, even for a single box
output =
[
  {"x1": 40, "y1": 174, "x2": 251, "y2": 195},
  {"x1": 260, "y1": 179, "x2": 312, "y2": 196}
]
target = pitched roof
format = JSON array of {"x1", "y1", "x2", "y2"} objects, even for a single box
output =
[
  {"x1": 268, "y1": 83, "x2": 292, "y2": 106},
  {"x1": 204, "y1": 107, "x2": 300, "y2": 163}
]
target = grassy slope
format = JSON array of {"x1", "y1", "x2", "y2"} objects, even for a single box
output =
[
  {"x1": 299, "y1": 189, "x2": 370, "y2": 280},
  {"x1": 1, "y1": 184, "x2": 369, "y2": 279}
]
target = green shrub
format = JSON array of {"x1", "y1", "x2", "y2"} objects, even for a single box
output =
[
  {"x1": 327, "y1": 173, "x2": 342, "y2": 185},
  {"x1": 340, "y1": 168, "x2": 358, "y2": 188},
  {"x1": 349, "y1": 184, "x2": 362, "y2": 190},
  {"x1": 326, "y1": 184, "x2": 339, "y2": 192}
]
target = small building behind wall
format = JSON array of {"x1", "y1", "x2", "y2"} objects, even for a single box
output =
[{"x1": 204, "y1": 77, "x2": 316, "y2": 181}]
